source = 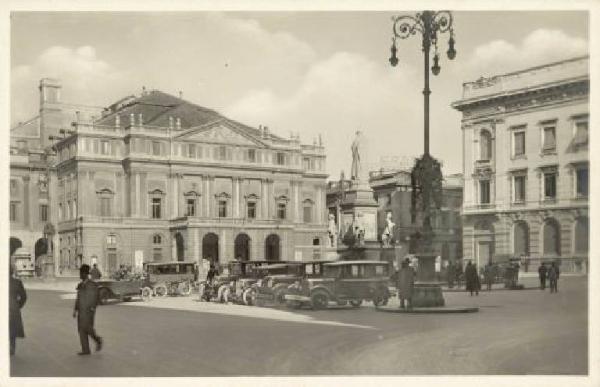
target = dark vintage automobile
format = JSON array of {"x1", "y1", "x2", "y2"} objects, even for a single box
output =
[
  {"x1": 252, "y1": 261, "x2": 331, "y2": 307},
  {"x1": 95, "y1": 261, "x2": 196, "y2": 304},
  {"x1": 284, "y1": 260, "x2": 392, "y2": 309},
  {"x1": 198, "y1": 260, "x2": 275, "y2": 304}
]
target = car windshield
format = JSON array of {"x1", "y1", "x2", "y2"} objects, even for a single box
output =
[{"x1": 324, "y1": 264, "x2": 389, "y2": 278}]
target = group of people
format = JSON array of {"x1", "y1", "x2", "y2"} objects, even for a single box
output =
[
  {"x1": 9, "y1": 263, "x2": 104, "y2": 357},
  {"x1": 538, "y1": 262, "x2": 560, "y2": 293}
]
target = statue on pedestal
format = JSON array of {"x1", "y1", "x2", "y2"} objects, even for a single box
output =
[
  {"x1": 350, "y1": 131, "x2": 363, "y2": 181},
  {"x1": 327, "y1": 214, "x2": 337, "y2": 248},
  {"x1": 382, "y1": 212, "x2": 396, "y2": 247}
]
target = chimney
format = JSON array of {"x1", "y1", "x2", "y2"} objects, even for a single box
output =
[
  {"x1": 138, "y1": 113, "x2": 143, "y2": 127},
  {"x1": 178, "y1": 91, "x2": 183, "y2": 99},
  {"x1": 176, "y1": 117, "x2": 181, "y2": 130},
  {"x1": 115, "y1": 115, "x2": 120, "y2": 128},
  {"x1": 75, "y1": 111, "x2": 81, "y2": 123},
  {"x1": 130, "y1": 113, "x2": 135, "y2": 127},
  {"x1": 264, "y1": 126, "x2": 269, "y2": 138},
  {"x1": 39, "y1": 78, "x2": 62, "y2": 108},
  {"x1": 169, "y1": 116, "x2": 174, "y2": 130}
]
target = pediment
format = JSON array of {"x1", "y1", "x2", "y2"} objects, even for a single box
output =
[{"x1": 177, "y1": 122, "x2": 260, "y2": 146}]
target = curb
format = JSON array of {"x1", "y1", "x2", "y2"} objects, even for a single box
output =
[{"x1": 376, "y1": 306, "x2": 479, "y2": 314}]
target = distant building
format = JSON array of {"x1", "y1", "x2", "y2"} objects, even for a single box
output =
[
  {"x1": 452, "y1": 56, "x2": 589, "y2": 273},
  {"x1": 326, "y1": 169, "x2": 463, "y2": 262},
  {"x1": 10, "y1": 79, "x2": 328, "y2": 276}
]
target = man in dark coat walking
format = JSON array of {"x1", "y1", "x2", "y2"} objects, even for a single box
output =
[
  {"x1": 397, "y1": 259, "x2": 415, "y2": 310},
  {"x1": 538, "y1": 262, "x2": 548, "y2": 290},
  {"x1": 483, "y1": 263, "x2": 494, "y2": 291},
  {"x1": 548, "y1": 262, "x2": 560, "y2": 293},
  {"x1": 90, "y1": 264, "x2": 102, "y2": 280},
  {"x1": 465, "y1": 261, "x2": 480, "y2": 296},
  {"x1": 10, "y1": 264, "x2": 27, "y2": 356},
  {"x1": 73, "y1": 264, "x2": 103, "y2": 355},
  {"x1": 446, "y1": 261, "x2": 455, "y2": 288}
]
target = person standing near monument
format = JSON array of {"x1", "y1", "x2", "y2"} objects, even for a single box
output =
[
  {"x1": 397, "y1": 259, "x2": 415, "y2": 310},
  {"x1": 90, "y1": 263, "x2": 102, "y2": 280},
  {"x1": 73, "y1": 264, "x2": 103, "y2": 355},
  {"x1": 465, "y1": 261, "x2": 480, "y2": 296},
  {"x1": 9, "y1": 264, "x2": 27, "y2": 356},
  {"x1": 548, "y1": 262, "x2": 559, "y2": 293},
  {"x1": 538, "y1": 262, "x2": 548, "y2": 290},
  {"x1": 483, "y1": 263, "x2": 494, "y2": 291}
]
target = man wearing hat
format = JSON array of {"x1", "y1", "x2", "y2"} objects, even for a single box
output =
[{"x1": 73, "y1": 264, "x2": 103, "y2": 355}]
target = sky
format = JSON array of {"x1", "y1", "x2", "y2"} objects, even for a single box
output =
[{"x1": 10, "y1": 11, "x2": 589, "y2": 179}]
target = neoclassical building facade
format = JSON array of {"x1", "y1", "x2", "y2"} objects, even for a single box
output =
[
  {"x1": 452, "y1": 56, "x2": 589, "y2": 273},
  {"x1": 10, "y1": 79, "x2": 328, "y2": 276}
]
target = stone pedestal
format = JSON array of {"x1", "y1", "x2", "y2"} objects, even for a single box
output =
[
  {"x1": 416, "y1": 254, "x2": 437, "y2": 283},
  {"x1": 411, "y1": 284, "x2": 445, "y2": 307},
  {"x1": 339, "y1": 179, "x2": 378, "y2": 243}
]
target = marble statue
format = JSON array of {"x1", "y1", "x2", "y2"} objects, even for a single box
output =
[
  {"x1": 327, "y1": 214, "x2": 337, "y2": 248},
  {"x1": 350, "y1": 131, "x2": 363, "y2": 181},
  {"x1": 382, "y1": 212, "x2": 396, "y2": 247}
]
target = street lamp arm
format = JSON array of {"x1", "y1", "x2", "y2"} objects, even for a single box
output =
[
  {"x1": 431, "y1": 11, "x2": 454, "y2": 34},
  {"x1": 392, "y1": 15, "x2": 424, "y2": 39}
]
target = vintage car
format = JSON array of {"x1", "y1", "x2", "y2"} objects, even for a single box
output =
[
  {"x1": 143, "y1": 261, "x2": 196, "y2": 297},
  {"x1": 252, "y1": 261, "x2": 331, "y2": 307},
  {"x1": 198, "y1": 260, "x2": 273, "y2": 303},
  {"x1": 96, "y1": 277, "x2": 148, "y2": 305},
  {"x1": 284, "y1": 260, "x2": 392, "y2": 309}
]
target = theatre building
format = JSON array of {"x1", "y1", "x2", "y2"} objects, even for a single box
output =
[
  {"x1": 452, "y1": 56, "x2": 589, "y2": 273},
  {"x1": 10, "y1": 79, "x2": 328, "y2": 276}
]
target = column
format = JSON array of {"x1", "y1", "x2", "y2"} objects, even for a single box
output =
[
  {"x1": 268, "y1": 179, "x2": 275, "y2": 219},
  {"x1": 134, "y1": 172, "x2": 140, "y2": 217},
  {"x1": 23, "y1": 176, "x2": 30, "y2": 228},
  {"x1": 261, "y1": 179, "x2": 267, "y2": 219},
  {"x1": 233, "y1": 177, "x2": 241, "y2": 218},
  {"x1": 172, "y1": 173, "x2": 179, "y2": 218},
  {"x1": 292, "y1": 181, "x2": 299, "y2": 222},
  {"x1": 206, "y1": 176, "x2": 214, "y2": 217},
  {"x1": 88, "y1": 172, "x2": 95, "y2": 216}
]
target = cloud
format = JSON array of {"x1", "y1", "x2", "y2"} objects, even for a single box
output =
[
  {"x1": 11, "y1": 45, "x2": 126, "y2": 125},
  {"x1": 225, "y1": 51, "x2": 425, "y2": 178},
  {"x1": 467, "y1": 29, "x2": 588, "y2": 76}
]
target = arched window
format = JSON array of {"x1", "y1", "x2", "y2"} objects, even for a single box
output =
[
  {"x1": 97, "y1": 188, "x2": 114, "y2": 217},
  {"x1": 265, "y1": 234, "x2": 280, "y2": 261},
  {"x1": 152, "y1": 234, "x2": 163, "y2": 261},
  {"x1": 574, "y1": 217, "x2": 589, "y2": 254},
  {"x1": 513, "y1": 221, "x2": 530, "y2": 256},
  {"x1": 543, "y1": 218, "x2": 561, "y2": 256},
  {"x1": 152, "y1": 234, "x2": 162, "y2": 245},
  {"x1": 480, "y1": 130, "x2": 492, "y2": 161}
]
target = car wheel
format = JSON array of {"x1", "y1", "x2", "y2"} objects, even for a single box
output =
[
  {"x1": 222, "y1": 287, "x2": 231, "y2": 303},
  {"x1": 98, "y1": 288, "x2": 111, "y2": 305},
  {"x1": 311, "y1": 291, "x2": 329, "y2": 310},
  {"x1": 141, "y1": 287, "x2": 153, "y2": 302},
  {"x1": 154, "y1": 284, "x2": 168, "y2": 297},
  {"x1": 243, "y1": 288, "x2": 256, "y2": 306},
  {"x1": 216, "y1": 285, "x2": 227, "y2": 302},
  {"x1": 179, "y1": 281, "x2": 192, "y2": 296},
  {"x1": 349, "y1": 299, "x2": 363, "y2": 308}
]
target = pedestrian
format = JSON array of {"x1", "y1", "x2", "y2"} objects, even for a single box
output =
[
  {"x1": 397, "y1": 259, "x2": 415, "y2": 310},
  {"x1": 206, "y1": 264, "x2": 217, "y2": 285},
  {"x1": 447, "y1": 261, "x2": 455, "y2": 288},
  {"x1": 90, "y1": 263, "x2": 102, "y2": 280},
  {"x1": 538, "y1": 262, "x2": 548, "y2": 290},
  {"x1": 465, "y1": 261, "x2": 480, "y2": 296},
  {"x1": 435, "y1": 256, "x2": 442, "y2": 282},
  {"x1": 455, "y1": 262, "x2": 463, "y2": 288},
  {"x1": 73, "y1": 264, "x2": 103, "y2": 355},
  {"x1": 483, "y1": 263, "x2": 494, "y2": 291},
  {"x1": 9, "y1": 264, "x2": 27, "y2": 356},
  {"x1": 548, "y1": 262, "x2": 559, "y2": 293}
]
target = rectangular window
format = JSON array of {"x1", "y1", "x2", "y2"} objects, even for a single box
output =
[
  {"x1": 247, "y1": 202, "x2": 256, "y2": 219},
  {"x1": 247, "y1": 149, "x2": 256, "y2": 162},
  {"x1": 186, "y1": 198, "x2": 196, "y2": 216},
  {"x1": 576, "y1": 168, "x2": 589, "y2": 197},
  {"x1": 10, "y1": 202, "x2": 17, "y2": 222},
  {"x1": 40, "y1": 204, "x2": 48, "y2": 222},
  {"x1": 219, "y1": 146, "x2": 227, "y2": 160},
  {"x1": 58, "y1": 203, "x2": 63, "y2": 220},
  {"x1": 188, "y1": 144, "x2": 196, "y2": 158},
  {"x1": 100, "y1": 197, "x2": 112, "y2": 217},
  {"x1": 277, "y1": 203, "x2": 286, "y2": 220},
  {"x1": 303, "y1": 157, "x2": 310, "y2": 170},
  {"x1": 152, "y1": 141, "x2": 161, "y2": 156},
  {"x1": 276, "y1": 152, "x2": 285, "y2": 165},
  {"x1": 542, "y1": 126, "x2": 556, "y2": 151},
  {"x1": 513, "y1": 175, "x2": 526, "y2": 203},
  {"x1": 544, "y1": 173, "x2": 557, "y2": 199},
  {"x1": 573, "y1": 121, "x2": 588, "y2": 146},
  {"x1": 218, "y1": 200, "x2": 227, "y2": 218},
  {"x1": 303, "y1": 206, "x2": 312, "y2": 223},
  {"x1": 513, "y1": 131, "x2": 525, "y2": 156},
  {"x1": 101, "y1": 140, "x2": 110, "y2": 155},
  {"x1": 151, "y1": 198, "x2": 162, "y2": 219},
  {"x1": 479, "y1": 180, "x2": 490, "y2": 205}
]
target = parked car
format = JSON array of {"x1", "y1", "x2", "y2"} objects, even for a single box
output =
[
  {"x1": 143, "y1": 261, "x2": 196, "y2": 297},
  {"x1": 253, "y1": 261, "x2": 331, "y2": 307},
  {"x1": 96, "y1": 276, "x2": 148, "y2": 305},
  {"x1": 284, "y1": 260, "x2": 392, "y2": 309},
  {"x1": 198, "y1": 260, "x2": 274, "y2": 303}
]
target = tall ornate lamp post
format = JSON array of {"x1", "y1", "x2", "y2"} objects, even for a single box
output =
[{"x1": 389, "y1": 11, "x2": 456, "y2": 275}]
